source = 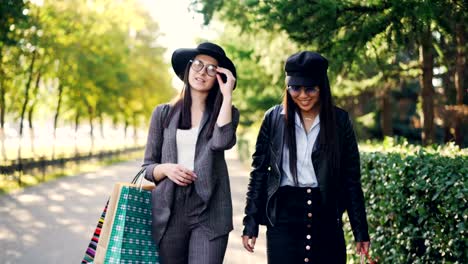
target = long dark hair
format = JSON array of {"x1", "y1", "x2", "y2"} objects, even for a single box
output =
[
  {"x1": 164, "y1": 60, "x2": 223, "y2": 139},
  {"x1": 282, "y1": 76, "x2": 340, "y2": 185}
]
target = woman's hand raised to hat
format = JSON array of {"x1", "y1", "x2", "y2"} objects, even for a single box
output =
[{"x1": 216, "y1": 67, "x2": 236, "y2": 98}]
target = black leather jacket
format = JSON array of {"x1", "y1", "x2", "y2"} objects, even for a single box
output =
[{"x1": 242, "y1": 105, "x2": 370, "y2": 242}]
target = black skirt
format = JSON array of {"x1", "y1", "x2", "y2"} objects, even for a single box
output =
[{"x1": 266, "y1": 186, "x2": 346, "y2": 264}]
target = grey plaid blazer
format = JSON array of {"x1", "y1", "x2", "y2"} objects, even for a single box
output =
[{"x1": 142, "y1": 103, "x2": 239, "y2": 245}]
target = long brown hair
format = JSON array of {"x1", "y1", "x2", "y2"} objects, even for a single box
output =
[
  {"x1": 282, "y1": 76, "x2": 340, "y2": 185},
  {"x1": 164, "y1": 60, "x2": 223, "y2": 139}
]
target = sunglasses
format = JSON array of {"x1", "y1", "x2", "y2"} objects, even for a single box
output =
[
  {"x1": 287, "y1": 85, "x2": 320, "y2": 95},
  {"x1": 190, "y1": 59, "x2": 218, "y2": 77}
]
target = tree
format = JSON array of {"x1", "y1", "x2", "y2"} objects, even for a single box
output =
[
  {"x1": 0, "y1": 0, "x2": 175, "y2": 159},
  {"x1": 0, "y1": 0, "x2": 30, "y2": 159},
  {"x1": 214, "y1": 26, "x2": 299, "y2": 128},
  {"x1": 437, "y1": 2, "x2": 467, "y2": 145},
  {"x1": 194, "y1": 0, "x2": 467, "y2": 145}
]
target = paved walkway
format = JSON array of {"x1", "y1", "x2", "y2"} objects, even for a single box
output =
[{"x1": 0, "y1": 149, "x2": 267, "y2": 263}]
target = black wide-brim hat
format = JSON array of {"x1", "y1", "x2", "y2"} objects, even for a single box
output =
[{"x1": 171, "y1": 42, "x2": 237, "y2": 88}]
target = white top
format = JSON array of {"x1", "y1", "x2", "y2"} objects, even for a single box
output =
[
  {"x1": 176, "y1": 127, "x2": 199, "y2": 170},
  {"x1": 280, "y1": 112, "x2": 320, "y2": 187}
]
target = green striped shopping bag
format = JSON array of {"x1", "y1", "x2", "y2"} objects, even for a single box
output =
[{"x1": 104, "y1": 183, "x2": 160, "y2": 264}]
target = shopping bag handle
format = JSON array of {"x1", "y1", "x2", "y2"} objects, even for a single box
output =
[
  {"x1": 360, "y1": 247, "x2": 377, "y2": 264},
  {"x1": 131, "y1": 167, "x2": 147, "y2": 185}
]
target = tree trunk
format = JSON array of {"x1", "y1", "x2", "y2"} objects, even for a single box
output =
[
  {"x1": 52, "y1": 83, "x2": 63, "y2": 160},
  {"x1": 419, "y1": 26, "x2": 435, "y2": 145},
  {"x1": 124, "y1": 119, "x2": 129, "y2": 138},
  {"x1": 124, "y1": 119, "x2": 129, "y2": 147},
  {"x1": 372, "y1": 45, "x2": 394, "y2": 138},
  {"x1": 28, "y1": 71, "x2": 41, "y2": 157},
  {"x1": 0, "y1": 47, "x2": 7, "y2": 160},
  {"x1": 19, "y1": 49, "x2": 37, "y2": 137},
  {"x1": 89, "y1": 114, "x2": 94, "y2": 153},
  {"x1": 74, "y1": 111, "x2": 80, "y2": 155},
  {"x1": 27, "y1": 114, "x2": 36, "y2": 157},
  {"x1": 440, "y1": 62, "x2": 455, "y2": 143},
  {"x1": 53, "y1": 83, "x2": 63, "y2": 138},
  {"x1": 85, "y1": 101, "x2": 95, "y2": 153},
  {"x1": 0, "y1": 80, "x2": 4, "y2": 131},
  {"x1": 380, "y1": 82, "x2": 393, "y2": 137},
  {"x1": 75, "y1": 112, "x2": 80, "y2": 133},
  {"x1": 0, "y1": 128, "x2": 5, "y2": 161},
  {"x1": 89, "y1": 113, "x2": 94, "y2": 141},
  {"x1": 0, "y1": 46, "x2": 5, "y2": 130},
  {"x1": 133, "y1": 113, "x2": 138, "y2": 145},
  {"x1": 454, "y1": 22, "x2": 465, "y2": 146},
  {"x1": 99, "y1": 113, "x2": 104, "y2": 139}
]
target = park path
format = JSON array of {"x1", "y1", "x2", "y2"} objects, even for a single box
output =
[{"x1": 0, "y1": 149, "x2": 267, "y2": 264}]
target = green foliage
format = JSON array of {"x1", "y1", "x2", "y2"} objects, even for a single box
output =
[
  {"x1": 361, "y1": 136, "x2": 468, "y2": 156},
  {"x1": 359, "y1": 140, "x2": 467, "y2": 263},
  {"x1": 216, "y1": 25, "x2": 298, "y2": 129},
  {"x1": 194, "y1": 0, "x2": 468, "y2": 146},
  {"x1": 194, "y1": 0, "x2": 464, "y2": 54},
  {"x1": 40, "y1": 0, "x2": 174, "y2": 125},
  {"x1": 0, "y1": 0, "x2": 174, "y2": 134},
  {"x1": 193, "y1": 0, "x2": 442, "y2": 87},
  {"x1": 0, "y1": 0, "x2": 29, "y2": 46}
]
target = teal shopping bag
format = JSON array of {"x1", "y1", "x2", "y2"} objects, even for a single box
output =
[{"x1": 104, "y1": 184, "x2": 160, "y2": 264}]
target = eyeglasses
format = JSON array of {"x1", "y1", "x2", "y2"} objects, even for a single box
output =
[
  {"x1": 287, "y1": 85, "x2": 320, "y2": 95},
  {"x1": 190, "y1": 59, "x2": 218, "y2": 77}
]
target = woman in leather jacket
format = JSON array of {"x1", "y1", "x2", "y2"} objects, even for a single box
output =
[{"x1": 241, "y1": 51, "x2": 370, "y2": 264}]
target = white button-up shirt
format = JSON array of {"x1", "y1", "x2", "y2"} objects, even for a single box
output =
[{"x1": 280, "y1": 111, "x2": 320, "y2": 187}]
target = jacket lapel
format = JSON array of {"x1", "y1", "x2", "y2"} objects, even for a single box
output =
[
  {"x1": 312, "y1": 133, "x2": 323, "y2": 186},
  {"x1": 165, "y1": 107, "x2": 180, "y2": 163},
  {"x1": 197, "y1": 110, "x2": 210, "y2": 137},
  {"x1": 272, "y1": 108, "x2": 285, "y2": 175}
]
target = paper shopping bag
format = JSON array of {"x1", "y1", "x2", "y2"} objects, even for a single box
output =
[
  {"x1": 81, "y1": 200, "x2": 109, "y2": 263},
  {"x1": 92, "y1": 181, "x2": 121, "y2": 263},
  {"x1": 103, "y1": 183, "x2": 159, "y2": 263},
  {"x1": 83, "y1": 167, "x2": 158, "y2": 264}
]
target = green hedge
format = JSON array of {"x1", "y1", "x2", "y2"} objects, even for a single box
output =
[{"x1": 358, "y1": 142, "x2": 467, "y2": 263}]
